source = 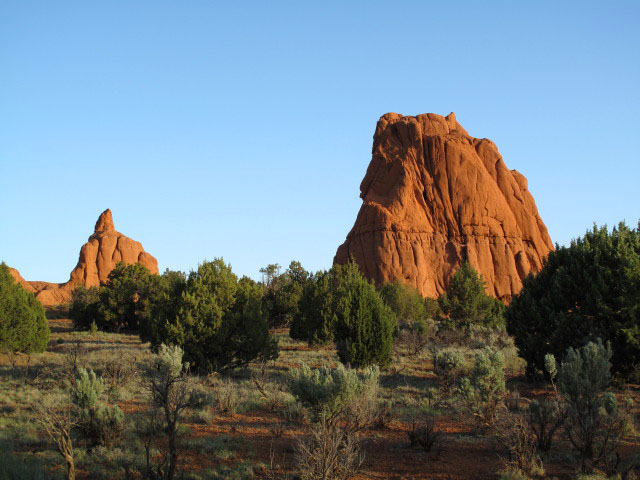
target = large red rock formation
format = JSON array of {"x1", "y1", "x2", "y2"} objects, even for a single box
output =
[
  {"x1": 18, "y1": 209, "x2": 159, "y2": 306},
  {"x1": 334, "y1": 112, "x2": 553, "y2": 302}
]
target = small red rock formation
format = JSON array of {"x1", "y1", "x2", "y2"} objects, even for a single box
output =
[
  {"x1": 15, "y1": 209, "x2": 159, "y2": 306},
  {"x1": 334, "y1": 112, "x2": 553, "y2": 302},
  {"x1": 67, "y1": 209, "x2": 158, "y2": 288},
  {"x1": 9, "y1": 267, "x2": 36, "y2": 292}
]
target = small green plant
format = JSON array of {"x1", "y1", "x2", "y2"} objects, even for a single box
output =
[
  {"x1": 558, "y1": 339, "x2": 627, "y2": 473},
  {"x1": 437, "y1": 262, "x2": 505, "y2": 330},
  {"x1": 72, "y1": 369, "x2": 124, "y2": 449},
  {"x1": 544, "y1": 353, "x2": 557, "y2": 386},
  {"x1": 457, "y1": 348, "x2": 506, "y2": 427},
  {"x1": 145, "y1": 344, "x2": 206, "y2": 480},
  {"x1": 432, "y1": 349, "x2": 465, "y2": 393},
  {"x1": 522, "y1": 352, "x2": 566, "y2": 452}
]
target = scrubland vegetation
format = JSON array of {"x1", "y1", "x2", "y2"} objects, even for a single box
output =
[{"x1": 1, "y1": 222, "x2": 640, "y2": 479}]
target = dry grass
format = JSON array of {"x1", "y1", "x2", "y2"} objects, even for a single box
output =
[{"x1": 1, "y1": 318, "x2": 638, "y2": 480}]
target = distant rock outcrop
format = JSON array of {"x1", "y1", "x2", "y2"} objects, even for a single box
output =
[
  {"x1": 9, "y1": 267, "x2": 36, "y2": 292},
  {"x1": 67, "y1": 209, "x2": 158, "y2": 288},
  {"x1": 16, "y1": 209, "x2": 159, "y2": 306},
  {"x1": 334, "y1": 112, "x2": 553, "y2": 302}
]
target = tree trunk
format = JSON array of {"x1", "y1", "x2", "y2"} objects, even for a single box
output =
[
  {"x1": 65, "y1": 453, "x2": 75, "y2": 480},
  {"x1": 167, "y1": 429, "x2": 177, "y2": 480}
]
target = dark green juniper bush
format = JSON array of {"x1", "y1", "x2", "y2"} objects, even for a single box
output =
[
  {"x1": 291, "y1": 261, "x2": 396, "y2": 367},
  {"x1": 438, "y1": 262, "x2": 506, "y2": 331},
  {"x1": 507, "y1": 222, "x2": 640, "y2": 381},
  {"x1": 0, "y1": 262, "x2": 50, "y2": 356}
]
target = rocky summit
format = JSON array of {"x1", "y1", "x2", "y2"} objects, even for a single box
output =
[
  {"x1": 17, "y1": 209, "x2": 158, "y2": 306},
  {"x1": 334, "y1": 112, "x2": 553, "y2": 302}
]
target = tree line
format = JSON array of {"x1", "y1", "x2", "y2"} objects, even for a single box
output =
[{"x1": 2, "y1": 219, "x2": 639, "y2": 381}]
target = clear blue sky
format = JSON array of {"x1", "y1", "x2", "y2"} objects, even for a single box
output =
[{"x1": 1, "y1": 1, "x2": 639, "y2": 283}]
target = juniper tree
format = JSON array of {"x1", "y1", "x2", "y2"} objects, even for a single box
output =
[
  {"x1": 438, "y1": 262, "x2": 505, "y2": 330},
  {"x1": 507, "y1": 222, "x2": 640, "y2": 380},
  {"x1": 0, "y1": 262, "x2": 50, "y2": 355}
]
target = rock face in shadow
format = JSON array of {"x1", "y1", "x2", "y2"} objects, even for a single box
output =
[
  {"x1": 17, "y1": 209, "x2": 159, "y2": 306},
  {"x1": 334, "y1": 112, "x2": 553, "y2": 302}
]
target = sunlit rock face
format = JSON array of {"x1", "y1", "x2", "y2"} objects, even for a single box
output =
[{"x1": 334, "y1": 112, "x2": 553, "y2": 303}]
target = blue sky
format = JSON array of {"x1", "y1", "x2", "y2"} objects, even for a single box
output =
[{"x1": 1, "y1": 1, "x2": 639, "y2": 283}]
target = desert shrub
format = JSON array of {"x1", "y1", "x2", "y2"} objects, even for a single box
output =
[
  {"x1": 72, "y1": 368, "x2": 105, "y2": 408},
  {"x1": 457, "y1": 348, "x2": 506, "y2": 426},
  {"x1": 507, "y1": 222, "x2": 640, "y2": 381},
  {"x1": 251, "y1": 362, "x2": 288, "y2": 411},
  {"x1": 32, "y1": 395, "x2": 77, "y2": 480},
  {"x1": 398, "y1": 317, "x2": 437, "y2": 356},
  {"x1": 143, "y1": 259, "x2": 278, "y2": 372},
  {"x1": 407, "y1": 416, "x2": 442, "y2": 453},
  {"x1": 291, "y1": 263, "x2": 396, "y2": 368},
  {"x1": 496, "y1": 411, "x2": 544, "y2": 477},
  {"x1": 72, "y1": 368, "x2": 124, "y2": 449},
  {"x1": 144, "y1": 344, "x2": 206, "y2": 480},
  {"x1": 342, "y1": 379, "x2": 381, "y2": 433},
  {"x1": 526, "y1": 398, "x2": 566, "y2": 452},
  {"x1": 432, "y1": 349, "x2": 465, "y2": 393},
  {"x1": 295, "y1": 420, "x2": 364, "y2": 480},
  {"x1": 288, "y1": 363, "x2": 379, "y2": 424},
  {"x1": 60, "y1": 341, "x2": 88, "y2": 384},
  {"x1": 0, "y1": 262, "x2": 50, "y2": 354},
  {"x1": 437, "y1": 262, "x2": 505, "y2": 330},
  {"x1": 372, "y1": 400, "x2": 395, "y2": 429},
  {"x1": 261, "y1": 261, "x2": 309, "y2": 328},
  {"x1": 284, "y1": 401, "x2": 309, "y2": 424},
  {"x1": 557, "y1": 339, "x2": 629, "y2": 472},
  {"x1": 102, "y1": 356, "x2": 138, "y2": 400},
  {"x1": 521, "y1": 352, "x2": 567, "y2": 452},
  {"x1": 211, "y1": 377, "x2": 240, "y2": 415}
]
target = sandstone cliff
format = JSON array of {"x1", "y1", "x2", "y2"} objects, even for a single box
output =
[{"x1": 334, "y1": 112, "x2": 553, "y2": 302}]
